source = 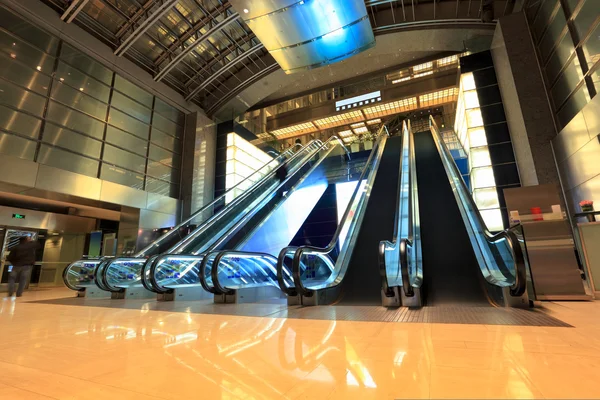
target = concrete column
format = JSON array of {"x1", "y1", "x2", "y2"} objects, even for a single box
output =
[{"x1": 491, "y1": 11, "x2": 559, "y2": 186}]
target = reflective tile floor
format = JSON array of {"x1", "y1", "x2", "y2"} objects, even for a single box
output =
[{"x1": 1, "y1": 288, "x2": 600, "y2": 399}]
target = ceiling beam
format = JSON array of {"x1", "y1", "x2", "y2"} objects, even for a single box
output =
[
  {"x1": 184, "y1": 31, "x2": 257, "y2": 87},
  {"x1": 153, "y1": 2, "x2": 232, "y2": 66},
  {"x1": 185, "y1": 43, "x2": 265, "y2": 101},
  {"x1": 154, "y1": 12, "x2": 240, "y2": 82},
  {"x1": 206, "y1": 62, "x2": 280, "y2": 116},
  {"x1": 61, "y1": 0, "x2": 89, "y2": 23},
  {"x1": 115, "y1": 0, "x2": 179, "y2": 56}
]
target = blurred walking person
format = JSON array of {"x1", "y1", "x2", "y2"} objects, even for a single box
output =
[{"x1": 6, "y1": 236, "x2": 39, "y2": 298}]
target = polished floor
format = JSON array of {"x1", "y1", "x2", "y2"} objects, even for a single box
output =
[{"x1": 1, "y1": 288, "x2": 600, "y2": 399}]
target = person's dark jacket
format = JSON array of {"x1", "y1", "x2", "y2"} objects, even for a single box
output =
[
  {"x1": 276, "y1": 163, "x2": 288, "y2": 182},
  {"x1": 6, "y1": 240, "x2": 39, "y2": 267}
]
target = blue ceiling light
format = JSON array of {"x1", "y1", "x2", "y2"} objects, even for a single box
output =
[{"x1": 230, "y1": 0, "x2": 375, "y2": 74}]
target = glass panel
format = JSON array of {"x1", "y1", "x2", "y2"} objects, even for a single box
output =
[
  {"x1": 103, "y1": 144, "x2": 146, "y2": 173},
  {"x1": 539, "y1": 10, "x2": 567, "y2": 63},
  {"x1": 466, "y1": 108, "x2": 484, "y2": 127},
  {"x1": 0, "y1": 33, "x2": 55, "y2": 73},
  {"x1": 480, "y1": 209, "x2": 504, "y2": 232},
  {"x1": 463, "y1": 90, "x2": 480, "y2": 109},
  {"x1": 37, "y1": 145, "x2": 99, "y2": 177},
  {"x1": 0, "y1": 131, "x2": 36, "y2": 160},
  {"x1": 114, "y1": 75, "x2": 153, "y2": 107},
  {"x1": 573, "y1": 0, "x2": 599, "y2": 40},
  {"x1": 151, "y1": 127, "x2": 181, "y2": 153},
  {"x1": 582, "y1": 22, "x2": 600, "y2": 69},
  {"x1": 147, "y1": 160, "x2": 179, "y2": 183},
  {"x1": 545, "y1": 33, "x2": 576, "y2": 83},
  {"x1": 42, "y1": 123, "x2": 102, "y2": 158},
  {"x1": 557, "y1": 84, "x2": 591, "y2": 127},
  {"x1": 100, "y1": 164, "x2": 144, "y2": 189},
  {"x1": 46, "y1": 101, "x2": 105, "y2": 139},
  {"x1": 470, "y1": 146, "x2": 492, "y2": 168},
  {"x1": 0, "y1": 54, "x2": 51, "y2": 95},
  {"x1": 60, "y1": 44, "x2": 112, "y2": 84},
  {"x1": 111, "y1": 91, "x2": 152, "y2": 124},
  {"x1": 145, "y1": 177, "x2": 179, "y2": 198},
  {"x1": 51, "y1": 80, "x2": 108, "y2": 120},
  {"x1": 0, "y1": 8, "x2": 59, "y2": 54},
  {"x1": 0, "y1": 104, "x2": 42, "y2": 138},
  {"x1": 154, "y1": 97, "x2": 184, "y2": 125},
  {"x1": 108, "y1": 107, "x2": 149, "y2": 139},
  {"x1": 55, "y1": 61, "x2": 110, "y2": 102},
  {"x1": 533, "y1": 0, "x2": 558, "y2": 41},
  {"x1": 471, "y1": 166, "x2": 496, "y2": 189},
  {"x1": 149, "y1": 144, "x2": 180, "y2": 167},
  {"x1": 152, "y1": 112, "x2": 182, "y2": 138},
  {"x1": 105, "y1": 125, "x2": 148, "y2": 156},
  {"x1": 551, "y1": 57, "x2": 585, "y2": 108},
  {"x1": 565, "y1": 0, "x2": 580, "y2": 13},
  {"x1": 0, "y1": 79, "x2": 46, "y2": 116},
  {"x1": 473, "y1": 188, "x2": 501, "y2": 210}
]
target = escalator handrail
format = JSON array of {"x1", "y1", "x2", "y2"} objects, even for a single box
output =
[
  {"x1": 93, "y1": 258, "x2": 113, "y2": 292},
  {"x1": 133, "y1": 143, "x2": 304, "y2": 258},
  {"x1": 209, "y1": 250, "x2": 278, "y2": 295},
  {"x1": 62, "y1": 143, "x2": 311, "y2": 293},
  {"x1": 198, "y1": 134, "x2": 350, "y2": 294},
  {"x1": 285, "y1": 125, "x2": 390, "y2": 297},
  {"x1": 429, "y1": 116, "x2": 527, "y2": 296},
  {"x1": 62, "y1": 257, "x2": 103, "y2": 291},
  {"x1": 102, "y1": 142, "x2": 318, "y2": 294},
  {"x1": 378, "y1": 120, "x2": 415, "y2": 298},
  {"x1": 277, "y1": 246, "x2": 299, "y2": 296},
  {"x1": 100, "y1": 257, "x2": 149, "y2": 293},
  {"x1": 167, "y1": 140, "x2": 328, "y2": 254},
  {"x1": 146, "y1": 135, "x2": 347, "y2": 294}
]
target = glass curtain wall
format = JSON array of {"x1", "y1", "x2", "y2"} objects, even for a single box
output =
[
  {"x1": 526, "y1": 0, "x2": 600, "y2": 128},
  {"x1": 0, "y1": 6, "x2": 184, "y2": 199}
]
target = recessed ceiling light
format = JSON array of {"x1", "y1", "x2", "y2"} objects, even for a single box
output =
[{"x1": 243, "y1": 8, "x2": 249, "y2": 13}]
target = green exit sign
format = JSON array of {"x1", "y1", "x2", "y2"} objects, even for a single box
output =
[{"x1": 12, "y1": 213, "x2": 26, "y2": 220}]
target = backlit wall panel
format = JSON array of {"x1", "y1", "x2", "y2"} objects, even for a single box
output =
[
  {"x1": 225, "y1": 133, "x2": 274, "y2": 202},
  {"x1": 455, "y1": 72, "x2": 503, "y2": 231},
  {"x1": 458, "y1": 51, "x2": 521, "y2": 231}
]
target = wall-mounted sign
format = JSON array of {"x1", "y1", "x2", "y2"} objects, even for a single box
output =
[
  {"x1": 12, "y1": 213, "x2": 26, "y2": 220},
  {"x1": 335, "y1": 91, "x2": 382, "y2": 112}
]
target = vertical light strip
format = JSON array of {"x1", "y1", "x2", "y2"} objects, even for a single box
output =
[{"x1": 455, "y1": 72, "x2": 503, "y2": 231}]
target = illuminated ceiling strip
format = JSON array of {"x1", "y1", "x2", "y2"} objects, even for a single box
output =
[
  {"x1": 61, "y1": 0, "x2": 89, "y2": 23},
  {"x1": 115, "y1": 0, "x2": 179, "y2": 56},
  {"x1": 155, "y1": 12, "x2": 240, "y2": 82},
  {"x1": 336, "y1": 91, "x2": 381, "y2": 108},
  {"x1": 185, "y1": 43, "x2": 265, "y2": 101}
]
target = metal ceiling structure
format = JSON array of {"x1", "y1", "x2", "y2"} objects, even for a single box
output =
[{"x1": 39, "y1": 0, "x2": 520, "y2": 117}]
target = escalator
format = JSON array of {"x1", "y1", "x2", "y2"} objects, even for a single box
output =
[
  {"x1": 333, "y1": 135, "x2": 402, "y2": 305},
  {"x1": 414, "y1": 129, "x2": 490, "y2": 306},
  {"x1": 62, "y1": 141, "x2": 316, "y2": 293},
  {"x1": 162, "y1": 126, "x2": 390, "y2": 302},
  {"x1": 380, "y1": 116, "x2": 529, "y2": 308},
  {"x1": 142, "y1": 136, "x2": 351, "y2": 297}
]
